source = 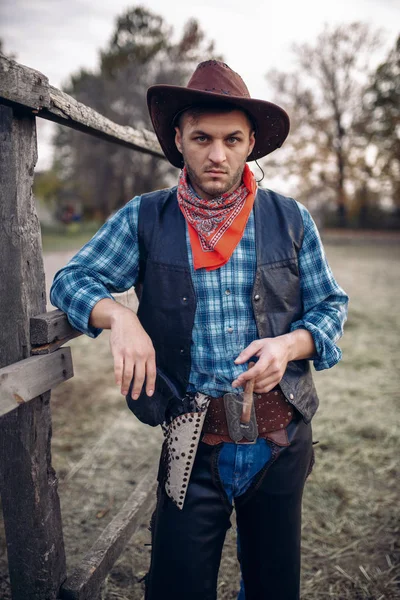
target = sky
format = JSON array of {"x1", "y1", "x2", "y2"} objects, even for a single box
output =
[{"x1": 1, "y1": 0, "x2": 399, "y2": 171}]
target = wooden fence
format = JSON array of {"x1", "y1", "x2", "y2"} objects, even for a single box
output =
[{"x1": 0, "y1": 54, "x2": 165, "y2": 600}]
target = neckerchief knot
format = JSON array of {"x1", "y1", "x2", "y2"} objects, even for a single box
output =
[{"x1": 177, "y1": 164, "x2": 257, "y2": 270}]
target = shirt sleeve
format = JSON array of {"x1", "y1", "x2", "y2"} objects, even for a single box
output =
[
  {"x1": 290, "y1": 201, "x2": 349, "y2": 370},
  {"x1": 50, "y1": 196, "x2": 142, "y2": 338}
]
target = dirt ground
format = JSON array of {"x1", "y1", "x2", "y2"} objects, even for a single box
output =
[{"x1": 0, "y1": 238, "x2": 399, "y2": 599}]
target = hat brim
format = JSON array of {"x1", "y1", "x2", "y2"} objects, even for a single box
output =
[{"x1": 147, "y1": 85, "x2": 290, "y2": 169}]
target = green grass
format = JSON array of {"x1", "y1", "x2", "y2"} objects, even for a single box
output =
[{"x1": 40, "y1": 222, "x2": 102, "y2": 252}]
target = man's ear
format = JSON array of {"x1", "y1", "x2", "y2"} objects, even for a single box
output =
[
  {"x1": 175, "y1": 127, "x2": 183, "y2": 153},
  {"x1": 248, "y1": 131, "x2": 256, "y2": 157}
]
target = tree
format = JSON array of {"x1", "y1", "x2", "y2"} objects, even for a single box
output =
[
  {"x1": 263, "y1": 22, "x2": 382, "y2": 226},
  {"x1": 362, "y1": 35, "x2": 400, "y2": 212},
  {"x1": 52, "y1": 7, "x2": 219, "y2": 220},
  {"x1": 33, "y1": 169, "x2": 64, "y2": 206}
]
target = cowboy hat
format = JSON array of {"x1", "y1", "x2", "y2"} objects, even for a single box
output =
[{"x1": 147, "y1": 60, "x2": 290, "y2": 169}]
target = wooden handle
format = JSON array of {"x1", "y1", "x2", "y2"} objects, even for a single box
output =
[{"x1": 241, "y1": 362, "x2": 255, "y2": 424}]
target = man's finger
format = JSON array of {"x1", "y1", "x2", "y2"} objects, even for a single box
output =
[
  {"x1": 121, "y1": 359, "x2": 134, "y2": 395},
  {"x1": 131, "y1": 362, "x2": 145, "y2": 400},
  {"x1": 253, "y1": 375, "x2": 278, "y2": 394},
  {"x1": 232, "y1": 360, "x2": 266, "y2": 388},
  {"x1": 145, "y1": 356, "x2": 157, "y2": 397},
  {"x1": 234, "y1": 339, "x2": 263, "y2": 364},
  {"x1": 114, "y1": 355, "x2": 124, "y2": 387}
]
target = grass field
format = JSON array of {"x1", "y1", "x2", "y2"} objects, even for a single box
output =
[
  {"x1": 298, "y1": 243, "x2": 399, "y2": 599},
  {"x1": 40, "y1": 222, "x2": 101, "y2": 253},
  {"x1": 0, "y1": 240, "x2": 399, "y2": 599}
]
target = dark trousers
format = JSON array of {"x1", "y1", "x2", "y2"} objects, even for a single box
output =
[{"x1": 145, "y1": 418, "x2": 313, "y2": 600}]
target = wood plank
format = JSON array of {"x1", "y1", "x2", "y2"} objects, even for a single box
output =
[
  {"x1": 30, "y1": 308, "x2": 78, "y2": 345},
  {"x1": 0, "y1": 54, "x2": 50, "y2": 111},
  {"x1": 0, "y1": 394, "x2": 67, "y2": 599},
  {"x1": 60, "y1": 467, "x2": 158, "y2": 600},
  {"x1": 31, "y1": 330, "x2": 82, "y2": 355},
  {"x1": 45, "y1": 85, "x2": 164, "y2": 158},
  {"x1": 0, "y1": 105, "x2": 47, "y2": 368},
  {"x1": 0, "y1": 54, "x2": 165, "y2": 159},
  {"x1": 0, "y1": 348, "x2": 73, "y2": 417},
  {"x1": 0, "y1": 104, "x2": 67, "y2": 599}
]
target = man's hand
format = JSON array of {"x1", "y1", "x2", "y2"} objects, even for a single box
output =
[
  {"x1": 232, "y1": 336, "x2": 290, "y2": 393},
  {"x1": 89, "y1": 299, "x2": 156, "y2": 400},
  {"x1": 110, "y1": 309, "x2": 156, "y2": 399},
  {"x1": 232, "y1": 330, "x2": 315, "y2": 393}
]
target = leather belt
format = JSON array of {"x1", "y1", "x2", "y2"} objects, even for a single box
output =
[{"x1": 202, "y1": 388, "x2": 294, "y2": 447}]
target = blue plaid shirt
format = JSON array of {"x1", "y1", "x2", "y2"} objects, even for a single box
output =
[{"x1": 50, "y1": 192, "x2": 348, "y2": 396}]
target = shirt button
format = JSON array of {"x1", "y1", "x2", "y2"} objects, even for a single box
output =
[
  {"x1": 254, "y1": 294, "x2": 260, "y2": 301},
  {"x1": 225, "y1": 289, "x2": 231, "y2": 295},
  {"x1": 289, "y1": 393, "x2": 294, "y2": 400},
  {"x1": 227, "y1": 327, "x2": 233, "y2": 333}
]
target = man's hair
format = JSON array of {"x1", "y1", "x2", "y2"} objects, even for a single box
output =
[{"x1": 173, "y1": 102, "x2": 256, "y2": 134}]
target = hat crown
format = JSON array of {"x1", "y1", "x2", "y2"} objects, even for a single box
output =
[
  {"x1": 147, "y1": 60, "x2": 290, "y2": 168},
  {"x1": 186, "y1": 60, "x2": 251, "y2": 99}
]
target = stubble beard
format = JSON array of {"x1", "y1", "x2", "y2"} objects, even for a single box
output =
[{"x1": 184, "y1": 155, "x2": 247, "y2": 199}]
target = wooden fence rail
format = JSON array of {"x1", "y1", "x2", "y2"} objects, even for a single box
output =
[
  {"x1": 0, "y1": 54, "x2": 164, "y2": 157},
  {"x1": 0, "y1": 53, "x2": 165, "y2": 599}
]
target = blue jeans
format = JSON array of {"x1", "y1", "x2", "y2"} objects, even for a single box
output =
[
  {"x1": 218, "y1": 437, "x2": 272, "y2": 503},
  {"x1": 218, "y1": 438, "x2": 272, "y2": 600}
]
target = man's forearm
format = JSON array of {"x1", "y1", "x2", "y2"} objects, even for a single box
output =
[
  {"x1": 282, "y1": 328, "x2": 316, "y2": 362},
  {"x1": 89, "y1": 298, "x2": 139, "y2": 329}
]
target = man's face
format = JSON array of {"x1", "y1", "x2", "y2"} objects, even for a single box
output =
[{"x1": 174, "y1": 110, "x2": 255, "y2": 200}]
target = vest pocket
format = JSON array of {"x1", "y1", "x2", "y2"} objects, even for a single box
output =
[{"x1": 257, "y1": 259, "x2": 301, "y2": 314}]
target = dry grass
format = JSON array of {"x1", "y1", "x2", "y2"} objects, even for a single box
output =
[
  {"x1": 0, "y1": 242, "x2": 399, "y2": 600},
  {"x1": 297, "y1": 243, "x2": 400, "y2": 600}
]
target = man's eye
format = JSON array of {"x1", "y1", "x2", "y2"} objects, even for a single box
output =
[
  {"x1": 196, "y1": 136, "x2": 207, "y2": 142},
  {"x1": 228, "y1": 137, "x2": 240, "y2": 144}
]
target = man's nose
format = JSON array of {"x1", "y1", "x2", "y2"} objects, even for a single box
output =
[{"x1": 208, "y1": 141, "x2": 226, "y2": 164}]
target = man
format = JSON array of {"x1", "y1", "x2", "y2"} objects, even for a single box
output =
[{"x1": 51, "y1": 60, "x2": 348, "y2": 600}]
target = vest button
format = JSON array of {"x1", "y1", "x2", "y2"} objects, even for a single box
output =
[
  {"x1": 182, "y1": 297, "x2": 188, "y2": 302},
  {"x1": 254, "y1": 294, "x2": 260, "y2": 301},
  {"x1": 289, "y1": 393, "x2": 294, "y2": 400},
  {"x1": 180, "y1": 348, "x2": 185, "y2": 354}
]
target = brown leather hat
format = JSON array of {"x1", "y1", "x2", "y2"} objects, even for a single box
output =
[{"x1": 147, "y1": 60, "x2": 290, "y2": 169}]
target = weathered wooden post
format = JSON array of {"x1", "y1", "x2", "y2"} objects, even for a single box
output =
[
  {"x1": 0, "y1": 95, "x2": 67, "y2": 597},
  {"x1": 0, "y1": 53, "x2": 164, "y2": 599}
]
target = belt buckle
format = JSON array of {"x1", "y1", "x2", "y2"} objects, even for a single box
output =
[{"x1": 223, "y1": 392, "x2": 258, "y2": 444}]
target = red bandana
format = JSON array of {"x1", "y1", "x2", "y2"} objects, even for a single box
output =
[{"x1": 177, "y1": 164, "x2": 257, "y2": 270}]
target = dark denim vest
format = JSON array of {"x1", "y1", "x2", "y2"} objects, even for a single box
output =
[{"x1": 134, "y1": 187, "x2": 319, "y2": 423}]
